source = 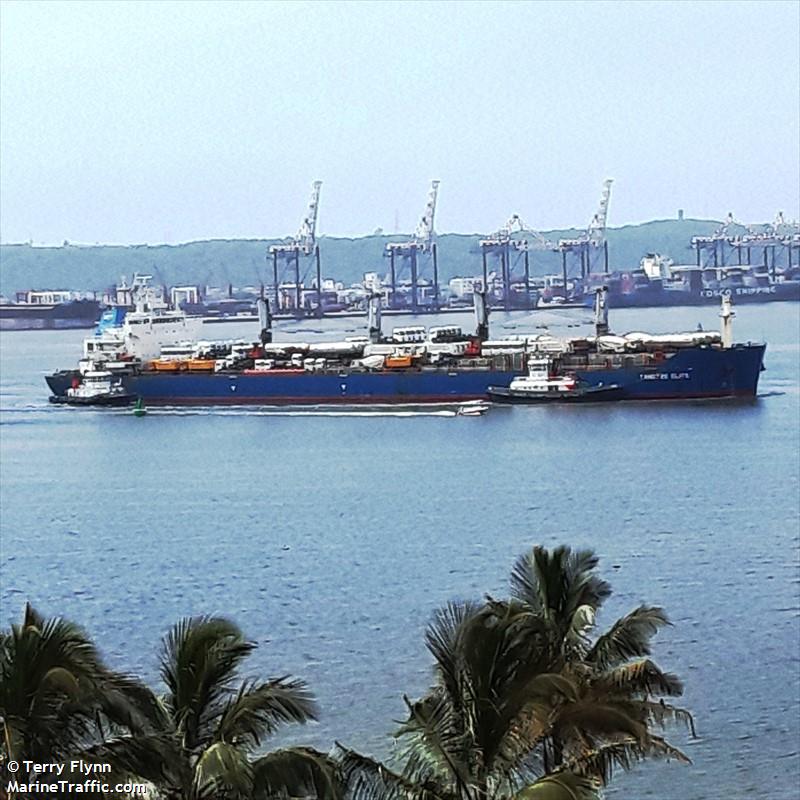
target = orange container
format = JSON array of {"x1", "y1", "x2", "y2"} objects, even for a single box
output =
[
  {"x1": 151, "y1": 359, "x2": 186, "y2": 372},
  {"x1": 187, "y1": 359, "x2": 216, "y2": 372}
]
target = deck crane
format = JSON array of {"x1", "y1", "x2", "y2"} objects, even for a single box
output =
[
  {"x1": 384, "y1": 180, "x2": 441, "y2": 311},
  {"x1": 558, "y1": 179, "x2": 614, "y2": 292},
  {"x1": 479, "y1": 214, "x2": 556, "y2": 310},
  {"x1": 268, "y1": 181, "x2": 323, "y2": 314}
]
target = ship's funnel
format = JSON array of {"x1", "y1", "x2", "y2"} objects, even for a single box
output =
[
  {"x1": 719, "y1": 294, "x2": 734, "y2": 348},
  {"x1": 257, "y1": 296, "x2": 272, "y2": 344},
  {"x1": 594, "y1": 287, "x2": 609, "y2": 337},
  {"x1": 367, "y1": 292, "x2": 382, "y2": 343},
  {"x1": 473, "y1": 289, "x2": 489, "y2": 341}
]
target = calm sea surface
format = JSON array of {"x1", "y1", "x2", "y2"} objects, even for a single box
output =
[{"x1": 1, "y1": 303, "x2": 799, "y2": 799}]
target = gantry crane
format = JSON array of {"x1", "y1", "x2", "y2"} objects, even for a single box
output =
[
  {"x1": 737, "y1": 211, "x2": 800, "y2": 275},
  {"x1": 479, "y1": 214, "x2": 555, "y2": 310},
  {"x1": 557, "y1": 179, "x2": 613, "y2": 289},
  {"x1": 690, "y1": 212, "x2": 752, "y2": 269},
  {"x1": 384, "y1": 180, "x2": 441, "y2": 310},
  {"x1": 268, "y1": 181, "x2": 323, "y2": 314}
]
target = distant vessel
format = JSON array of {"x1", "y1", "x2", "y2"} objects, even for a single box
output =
[
  {"x1": 0, "y1": 290, "x2": 101, "y2": 331},
  {"x1": 580, "y1": 254, "x2": 800, "y2": 308},
  {"x1": 46, "y1": 290, "x2": 766, "y2": 406},
  {"x1": 81, "y1": 275, "x2": 202, "y2": 369}
]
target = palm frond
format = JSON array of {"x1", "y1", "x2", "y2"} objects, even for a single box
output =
[
  {"x1": 93, "y1": 732, "x2": 190, "y2": 791},
  {"x1": 560, "y1": 732, "x2": 691, "y2": 787},
  {"x1": 335, "y1": 743, "x2": 448, "y2": 800},
  {"x1": 560, "y1": 738, "x2": 646, "y2": 784},
  {"x1": 252, "y1": 746, "x2": 343, "y2": 800},
  {"x1": 215, "y1": 677, "x2": 317, "y2": 748},
  {"x1": 424, "y1": 600, "x2": 482, "y2": 706},
  {"x1": 194, "y1": 740, "x2": 253, "y2": 799},
  {"x1": 511, "y1": 547, "x2": 610, "y2": 638},
  {"x1": 23, "y1": 603, "x2": 46, "y2": 631},
  {"x1": 640, "y1": 699, "x2": 697, "y2": 737},
  {"x1": 592, "y1": 659, "x2": 683, "y2": 698},
  {"x1": 553, "y1": 702, "x2": 648, "y2": 747},
  {"x1": 398, "y1": 693, "x2": 472, "y2": 795},
  {"x1": 585, "y1": 607, "x2": 670, "y2": 671},
  {"x1": 1, "y1": 605, "x2": 117, "y2": 763},
  {"x1": 160, "y1": 616, "x2": 254, "y2": 748}
]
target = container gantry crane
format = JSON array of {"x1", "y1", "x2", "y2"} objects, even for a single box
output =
[
  {"x1": 268, "y1": 181, "x2": 323, "y2": 314},
  {"x1": 384, "y1": 180, "x2": 441, "y2": 311},
  {"x1": 557, "y1": 179, "x2": 613, "y2": 289},
  {"x1": 735, "y1": 211, "x2": 800, "y2": 275},
  {"x1": 479, "y1": 214, "x2": 555, "y2": 310}
]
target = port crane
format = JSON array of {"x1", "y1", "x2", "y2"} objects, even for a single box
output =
[
  {"x1": 268, "y1": 181, "x2": 323, "y2": 314},
  {"x1": 384, "y1": 180, "x2": 441, "y2": 310},
  {"x1": 692, "y1": 211, "x2": 800, "y2": 274},
  {"x1": 691, "y1": 212, "x2": 752, "y2": 269},
  {"x1": 479, "y1": 214, "x2": 555, "y2": 310},
  {"x1": 557, "y1": 179, "x2": 613, "y2": 290},
  {"x1": 738, "y1": 211, "x2": 800, "y2": 274}
]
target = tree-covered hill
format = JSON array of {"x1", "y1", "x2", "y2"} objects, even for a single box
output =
[{"x1": 0, "y1": 217, "x2": 721, "y2": 295}]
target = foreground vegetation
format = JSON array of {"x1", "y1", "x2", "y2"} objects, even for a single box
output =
[{"x1": 1, "y1": 545, "x2": 694, "y2": 799}]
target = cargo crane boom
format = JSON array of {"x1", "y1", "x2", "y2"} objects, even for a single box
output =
[
  {"x1": 557, "y1": 179, "x2": 614, "y2": 289},
  {"x1": 385, "y1": 180, "x2": 442, "y2": 310},
  {"x1": 479, "y1": 214, "x2": 555, "y2": 310},
  {"x1": 413, "y1": 179, "x2": 440, "y2": 250},
  {"x1": 268, "y1": 181, "x2": 324, "y2": 315},
  {"x1": 587, "y1": 178, "x2": 613, "y2": 247}
]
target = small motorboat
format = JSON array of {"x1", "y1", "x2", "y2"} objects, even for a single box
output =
[
  {"x1": 488, "y1": 357, "x2": 623, "y2": 404},
  {"x1": 49, "y1": 370, "x2": 135, "y2": 407},
  {"x1": 457, "y1": 402, "x2": 489, "y2": 416}
]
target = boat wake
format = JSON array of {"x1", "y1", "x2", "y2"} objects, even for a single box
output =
[
  {"x1": 130, "y1": 402, "x2": 490, "y2": 418},
  {"x1": 122, "y1": 408, "x2": 463, "y2": 418}
]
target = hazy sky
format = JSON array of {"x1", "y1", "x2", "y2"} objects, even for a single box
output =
[{"x1": 1, "y1": 0, "x2": 798, "y2": 244}]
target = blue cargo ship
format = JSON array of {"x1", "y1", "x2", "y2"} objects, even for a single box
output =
[{"x1": 45, "y1": 291, "x2": 766, "y2": 405}]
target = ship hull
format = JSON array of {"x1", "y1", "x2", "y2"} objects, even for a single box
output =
[
  {"x1": 0, "y1": 299, "x2": 102, "y2": 331},
  {"x1": 580, "y1": 283, "x2": 800, "y2": 309},
  {"x1": 488, "y1": 384, "x2": 625, "y2": 404},
  {"x1": 46, "y1": 369, "x2": 524, "y2": 405},
  {"x1": 49, "y1": 393, "x2": 136, "y2": 407},
  {"x1": 45, "y1": 344, "x2": 766, "y2": 405}
]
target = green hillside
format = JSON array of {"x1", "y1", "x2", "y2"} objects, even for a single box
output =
[{"x1": 0, "y1": 218, "x2": 721, "y2": 296}]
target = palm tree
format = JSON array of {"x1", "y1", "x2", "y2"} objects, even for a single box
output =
[
  {"x1": 508, "y1": 546, "x2": 695, "y2": 780},
  {"x1": 1, "y1": 604, "x2": 153, "y2": 785},
  {"x1": 98, "y1": 615, "x2": 341, "y2": 800},
  {"x1": 337, "y1": 546, "x2": 693, "y2": 800}
]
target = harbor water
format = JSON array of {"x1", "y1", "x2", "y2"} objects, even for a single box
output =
[{"x1": 1, "y1": 302, "x2": 798, "y2": 799}]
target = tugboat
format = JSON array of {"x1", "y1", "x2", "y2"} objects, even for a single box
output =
[
  {"x1": 487, "y1": 357, "x2": 623, "y2": 403},
  {"x1": 49, "y1": 370, "x2": 135, "y2": 407}
]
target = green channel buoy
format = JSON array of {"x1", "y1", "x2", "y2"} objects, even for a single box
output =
[{"x1": 133, "y1": 397, "x2": 147, "y2": 417}]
